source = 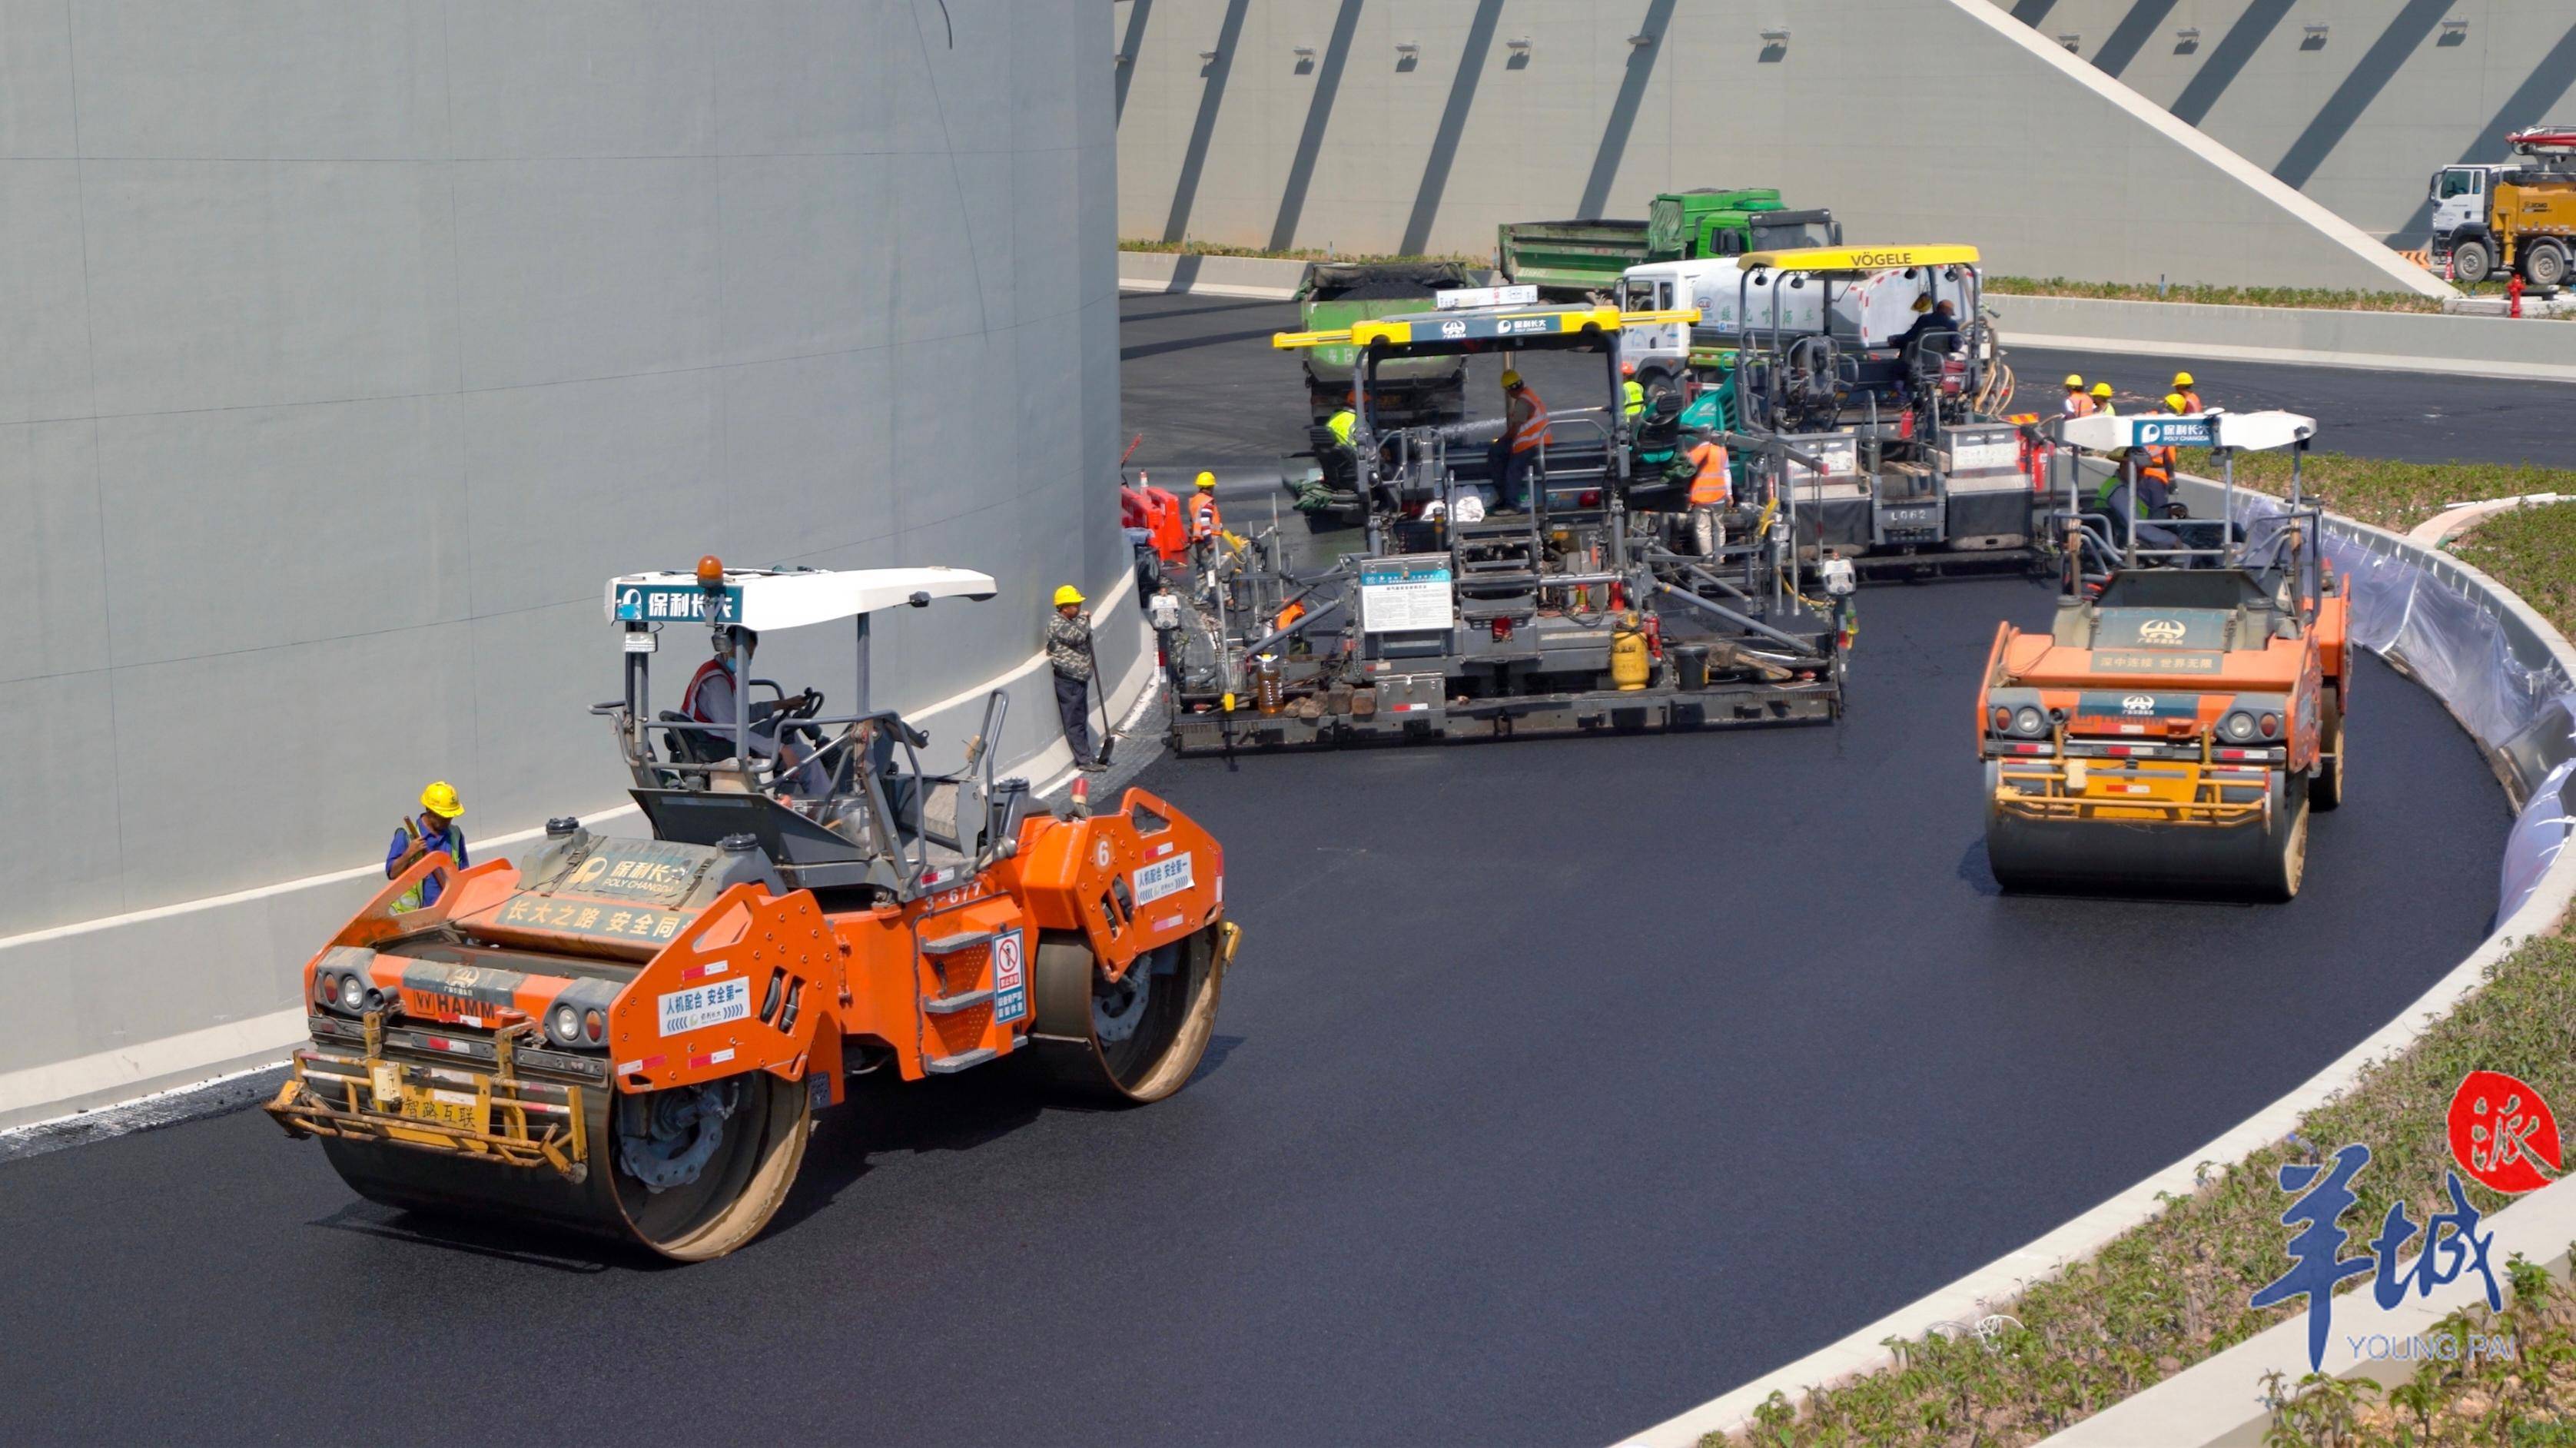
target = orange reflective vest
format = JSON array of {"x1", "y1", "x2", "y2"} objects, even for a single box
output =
[
  {"x1": 2179, "y1": 389, "x2": 2204, "y2": 413},
  {"x1": 2063, "y1": 394, "x2": 2096, "y2": 418},
  {"x1": 2139, "y1": 443, "x2": 2178, "y2": 483},
  {"x1": 1686, "y1": 441, "x2": 1731, "y2": 506},
  {"x1": 1509, "y1": 386, "x2": 1551, "y2": 453},
  {"x1": 1188, "y1": 490, "x2": 1221, "y2": 540}
]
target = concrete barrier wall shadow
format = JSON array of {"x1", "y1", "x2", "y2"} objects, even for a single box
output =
[{"x1": 0, "y1": 2, "x2": 1129, "y2": 1126}]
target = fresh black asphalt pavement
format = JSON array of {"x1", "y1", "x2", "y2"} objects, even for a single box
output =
[{"x1": 0, "y1": 292, "x2": 2541, "y2": 1447}]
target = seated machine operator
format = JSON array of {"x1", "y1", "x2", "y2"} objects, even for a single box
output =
[{"x1": 682, "y1": 626, "x2": 829, "y2": 796}]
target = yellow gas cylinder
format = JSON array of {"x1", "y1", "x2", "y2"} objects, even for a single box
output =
[{"x1": 1609, "y1": 612, "x2": 1651, "y2": 692}]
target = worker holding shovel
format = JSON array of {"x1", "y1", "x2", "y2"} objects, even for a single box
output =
[{"x1": 1047, "y1": 585, "x2": 1112, "y2": 772}]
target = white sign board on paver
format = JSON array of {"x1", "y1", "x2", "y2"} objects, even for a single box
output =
[
  {"x1": 1434, "y1": 284, "x2": 1539, "y2": 311},
  {"x1": 1359, "y1": 555, "x2": 1454, "y2": 633}
]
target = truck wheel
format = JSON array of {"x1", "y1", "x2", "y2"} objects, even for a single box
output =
[
  {"x1": 2523, "y1": 241, "x2": 2570, "y2": 290},
  {"x1": 2452, "y1": 237, "x2": 2494, "y2": 284}
]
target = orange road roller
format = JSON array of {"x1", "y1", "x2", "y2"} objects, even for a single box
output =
[
  {"x1": 1979, "y1": 410, "x2": 2347, "y2": 901},
  {"x1": 267, "y1": 560, "x2": 1239, "y2": 1259}
]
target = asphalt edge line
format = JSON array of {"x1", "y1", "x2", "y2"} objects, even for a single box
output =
[{"x1": 1615, "y1": 500, "x2": 2576, "y2": 1448}]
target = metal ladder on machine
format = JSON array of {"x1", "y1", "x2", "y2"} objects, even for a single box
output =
[{"x1": 1449, "y1": 512, "x2": 1545, "y2": 628}]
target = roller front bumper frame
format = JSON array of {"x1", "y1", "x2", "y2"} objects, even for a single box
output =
[
  {"x1": 264, "y1": 1014, "x2": 591, "y2": 1183},
  {"x1": 1989, "y1": 757, "x2": 2275, "y2": 828}
]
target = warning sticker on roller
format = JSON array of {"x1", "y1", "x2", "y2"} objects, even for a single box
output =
[
  {"x1": 992, "y1": 930, "x2": 1027, "y2": 1026},
  {"x1": 1132, "y1": 852, "x2": 1194, "y2": 905},
  {"x1": 658, "y1": 977, "x2": 750, "y2": 1037}
]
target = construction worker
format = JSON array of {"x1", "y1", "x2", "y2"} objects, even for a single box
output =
[
  {"x1": 1047, "y1": 585, "x2": 1104, "y2": 772},
  {"x1": 1894, "y1": 297, "x2": 1961, "y2": 365},
  {"x1": 1325, "y1": 404, "x2": 1357, "y2": 453},
  {"x1": 2060, "y1": 374, "x2": 2095, "y2": 419},
  {"x1": 684, "y1": 627, "x2": 825, "y2": 793},
  {"x1": 2089, "y1": 381, "x2": 2116, "y2": 417},
  {"x1": 387, "y1": 782, "x2": 467, "y2": 911},
  {"x1": 1486, "y1": 369, "x2": 1550, "y2": 512},
  {"x1": 1683, "y1": 432, "x2": 1732, "y2": 556},
  {"x1": 2133, "y1": 393, "x2": 2188, "y2": 514},
  {"x1": 2172, "y1": 370, "x2": 2204, "y2": 413},
  {"x1": 1187, "y1": 470, "x2": 1222, "y2": 542},
  {"x1": 1620, "y1": 361, "x2": 1646, "y2": 421}
]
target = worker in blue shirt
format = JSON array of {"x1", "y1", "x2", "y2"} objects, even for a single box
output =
[{"x1": 388, "y1": 781, "x2": 468, "y2": 910}]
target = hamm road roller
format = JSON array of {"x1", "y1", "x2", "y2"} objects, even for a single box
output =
[
  {"x1": 268, "y1": 559, "x2": 1239, "y2": 1259},
  {"x1": 1977, "y1": 410, "x2": 2347, "y2": 900}
]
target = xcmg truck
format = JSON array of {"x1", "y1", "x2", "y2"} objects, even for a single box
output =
[{"x1": 2428, "y1": 125, "x2": 2576, "y2": 287}]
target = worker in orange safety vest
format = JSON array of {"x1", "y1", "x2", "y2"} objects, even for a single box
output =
[
  {"x1": 1684, "y1": 433, "x2": 1731, "y2": 556},
  {"x1": 1484, "y1": 370, "x2": 1551, "y2": 512}
]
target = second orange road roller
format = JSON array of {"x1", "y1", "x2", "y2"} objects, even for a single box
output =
[
  {"x1": 267, "y1": 557, "x2": 1239, "y2": 1259},
  {"x1": 1977, "y1": 410, "x2": 2347, "y2": 900}
]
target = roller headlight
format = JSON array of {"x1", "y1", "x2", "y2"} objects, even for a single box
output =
[
  {"x1": 2014, "y1": 706, "x2": 2045, "y2": 736},
  {"x1": 2222, "y1": 712, "x2": 2257, "y2": 742},
  {"x1": 338, "y1": 974, "x2": 366, "y2": 1011},
  {"x1": 550, "y1": 1004, "x2": 581, "y2": 1042}
]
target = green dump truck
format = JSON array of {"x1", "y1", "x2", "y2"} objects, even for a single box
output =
[
  {"x1": 1497, "y1": 188, "x2": 1840, "y2": 299},
  {"x1": 1293, "y1": 260, "x2": 1482, "y2": 425}
]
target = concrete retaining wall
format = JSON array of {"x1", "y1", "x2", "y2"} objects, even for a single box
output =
[
  {"x1": 1989, "y1": 0, "x2": 2576, "y2": 246},
  {"x1": 1116, "y1": 0, "x2": 2435, "y2": 292},
  {"x1": 1, "y1": 1, "x2": 1130, "y2": 1127}
]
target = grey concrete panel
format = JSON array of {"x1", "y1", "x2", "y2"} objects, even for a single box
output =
[
  {"x1": 715, "y1": 153, "x2": 893, "y2": 365},
  {"x1": 443, "y1": 0, "x2": 713, "y2": 160},
  {"x1": 457, "y1": 368, "x2": 719, "y2": 619},
  {"x1": 0, "y1": 162, "x2": 95, "y2": 424},
  {"x1": 91, "y1": 396, "x2": 468, "y2": 668},
  {"x1": 0, "y1": 623, "x2": 121, "y2": 937},
  {"x1": 0, "y1": 420, "x2": 108, "y2": 688},
  {"x1": 5, "y1": 1, "x2": 1124, "y2": 1104},
  {"x1": 0, "y1": 0, "x2": 75, "y2": 159},
  {"x1": 452, "y1": 158, "x2": 718, "y2": 391},
  {"x1": 80, "y1": 161, "x2": 459, "y2": 417},
  {"x1": 65, "y1": 0, "x2": 448, "y2": 160},
  {"x1": 105, "y1": 623, "x2": 480, "y2": 908}
]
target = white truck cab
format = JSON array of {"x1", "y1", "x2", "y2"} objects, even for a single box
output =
[
  {"x1": 1618, "y1": 255, "x2": 1973, "y2": 384},
  {"x1": 2430, "y1": 164, "x2": 2494, "y2": 243}
]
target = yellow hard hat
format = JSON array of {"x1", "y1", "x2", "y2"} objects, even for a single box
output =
[
  {"x1": 2062, "y1": 374, "x2": 2084, "y2": 389},
  {"x1": 1912, "y1": 294, "x2": 1934, "y2": 313},
  {"x1": 1500, "y1": 370, "x2": 1523, "y2": 388},
  {"x1": 2172, "y1": 370, "x2": 2195, "y2": 387},
  {"x1": 1052, "y1": 584, "x2": 1084, "y2": 607},
  {"x1": 1193, "y1": 470, "x2": 1217, "y2": 490},
  {"x1": 2164, "y1": 392, "x2": 2189, "y2": 413},
  {"x1": 2090, "y1": 382, "x2": 2113, "y2": 398},
  {"x1": 420, "y1": 781, "x2": 463, "y2": 819}
]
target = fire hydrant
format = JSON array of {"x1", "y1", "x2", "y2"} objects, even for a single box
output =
[{"x1": 2509, "y1": 272, "x2": 2525, "y2": 319}]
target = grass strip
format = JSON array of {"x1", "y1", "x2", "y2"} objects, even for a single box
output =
[
  {"x1": 1714, "y1": 933, "x2": 2576, "y2": 1446},
  {"x1": 2180, "y1": 451, "x2": 2576, "y2": 641},
  {"x1": 1987, "y1": 275, "x2": 2543, "y2": 314}
]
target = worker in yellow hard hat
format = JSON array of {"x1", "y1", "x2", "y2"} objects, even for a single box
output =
[
  {"x1": 1047, "y1": 586, "x2": 1104, "y2": 771},
  {"x1": 2088, "y1": 380, "x2": 2116, "y2": 417},
  {"x1": 388, "y1": 782, "x2": 468, "y2": 911},
  {"x1": 2060, "y1": 374, "x2": 2094, "y2": 418},
  {"x1": 1187, "y1": 469, "x2": 1222, "y2": 542},
  {"x1": 1619, "y1": 360, "x2": 1645, "y2": 420},
  {"x1": 1489, "y1": 368, "x2": 1549, "y2": 512},
  {"x1": 2171, "y1": 370, "x2": 2203, "y2": 413}
]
